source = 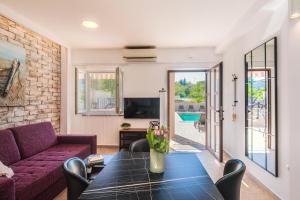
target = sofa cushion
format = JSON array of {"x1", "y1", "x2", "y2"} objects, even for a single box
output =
[
  {"x1": 11, "y1": 144, "x2": 90, "y2": 200},
  {"x1": 26, "y1": 144, "x2": 91, "y2": 162},
  {"x1": 0, "y1": 129, "x2": 21, "y2": 166},
  {"x1": 11, "y1": 122, "x2": 58, "y2": 159},
  {"x1": 11, "y1": 160, "x2": 62, "y2": 200},
  {"x1": 0, "y1": 177, "x2": 15, "y2": 200}
]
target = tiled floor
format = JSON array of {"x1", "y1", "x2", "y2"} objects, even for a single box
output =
[
  {"x1": 54, "y1": 147, "x2": 279, "y2": 200},
  {"x1": 170, "y1": 112, "x2": 206, "y2": 152},
  {"x1": 198, "y1": 151, "x2": 279, "y2": 200}
]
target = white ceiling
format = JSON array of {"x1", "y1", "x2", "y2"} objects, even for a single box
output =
[{"x1": 0, "y1": 0, "x2": 259, "y2": 48}]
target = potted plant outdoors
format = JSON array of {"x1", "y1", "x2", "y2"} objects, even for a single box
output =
[
  {"x1": 121, "y1": 122, "x2": 131, "y2": 130},
  {"x1": 146, "y1": 126, "x2": 169, "y2": 173}
]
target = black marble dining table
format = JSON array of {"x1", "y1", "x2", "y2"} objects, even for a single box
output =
[{"x1": 79, "y1": 152, "x2": 224, "y2": 200}]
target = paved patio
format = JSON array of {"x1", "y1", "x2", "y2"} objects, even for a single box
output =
[{"x1": 170, "y1": 112, "x2": 206, "y2": 152}]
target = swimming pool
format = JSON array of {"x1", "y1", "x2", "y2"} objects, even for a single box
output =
[{"x1": 178, "y1": 113, "x2": 201, "y2": 121}]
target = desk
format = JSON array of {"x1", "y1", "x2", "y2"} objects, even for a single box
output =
[
  {"x1": 79, "y1": 152, "x2": 224, "y2": 200},
  {"x1": 119, "y1": 128, "x2": 147, "y2": 150}
]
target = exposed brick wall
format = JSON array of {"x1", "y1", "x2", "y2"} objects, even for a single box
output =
[{"x1": 0, "y1": 15, "x2": 61, "y2": 132}]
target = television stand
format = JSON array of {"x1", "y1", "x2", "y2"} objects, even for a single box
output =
[{"x1": 119, "y1": 128, "x2": 147, "y2": 151}]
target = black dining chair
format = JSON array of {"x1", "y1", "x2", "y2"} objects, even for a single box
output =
[
  {"x1": 215, "y1": 159, "x2": 246, "y2": 200},
  {"x1": 129, "y1": 138, "x2": 150, "y2": 152},
  {"x1": 63, "y1": 157, "x2": 90, "y2": 200}
]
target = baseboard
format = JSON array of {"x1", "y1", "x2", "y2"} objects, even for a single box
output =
[
  {"x1": 246, "y1": 173, "x2": 281, "y2": 200},
  {"x1": 223, "y1": 149, "x2": 234, "y2": 158},
  {"x1": 223, "y1": 150, "x2": 281, "y2": 200},
  {"x1": 97, "y1": 144, "x2": 119, "y2": 148}
]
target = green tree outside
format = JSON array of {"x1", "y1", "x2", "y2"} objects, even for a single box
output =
[
  {"x1": 190, "y1": 81, "x2": 206, "y2": 103},
  {"x1": 175, "y1": 80, "x2": 206, "y2": 103},
  {"x1": 248, "y1": 80, "x2": 265, "y2": 102},
  {"x1": 92, "y1": 79, "x2": 116, "y2": 96}
]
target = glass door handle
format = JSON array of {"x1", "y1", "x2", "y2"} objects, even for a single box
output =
[{"x1": 216, "y1": 110, "x2": 224, "y2": 120}]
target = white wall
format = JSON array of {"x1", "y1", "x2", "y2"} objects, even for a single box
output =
[
  {"x1": 60, "y1": 46, "x2": 72, "y2": 134},
  {"x1": 70, "y1": 47, "x2": 221, "y2": 145},
  {"x1": 287, "y1": 18, "x2": 300, "y2": 200},
  {"x1": 221, "y1": 0, "x2": 299, "y2": 199}
]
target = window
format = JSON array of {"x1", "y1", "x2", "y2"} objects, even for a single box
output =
[{"x1": 76, "y1": 67, "x2": 123, "y2": 115}]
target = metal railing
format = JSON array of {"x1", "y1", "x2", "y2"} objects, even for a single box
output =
[{"x1": 91, "y1": 97, "x2": 116, "y2": 109}]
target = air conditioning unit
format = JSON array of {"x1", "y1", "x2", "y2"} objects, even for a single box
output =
[{"x1": 123, "y1": 46, "x2": 157, "y2": 62}]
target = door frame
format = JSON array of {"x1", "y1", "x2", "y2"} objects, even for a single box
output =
[
  {"x1": 206, "y1": 62, "x2": 224, "y2": 162},
  {"x1": 167, "y1": 69, "x2": 208, "y2": 146}
]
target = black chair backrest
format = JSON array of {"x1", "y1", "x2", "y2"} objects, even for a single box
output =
[
  {"x1": 63, "y1": 157, "x2": 89, "y2": 200},
  {"x1": 215, "y1": 159, "x2": 246, "y2": 200},
  {"x1": 129, "y1": 138, "x2": 150, "y2": 152}
]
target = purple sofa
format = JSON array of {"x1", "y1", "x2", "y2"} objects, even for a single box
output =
[{"x1": 0, "y1": 122, "x2": 97, "y2": 200}]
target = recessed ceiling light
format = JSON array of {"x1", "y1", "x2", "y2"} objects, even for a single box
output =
[
  {"x1": 289, "y1": 0, "x2": 300, "y2": 19},
  {"x1": 82, "y1": 20, "x2": 98, "y2": 29},
  {"x1": 290, "y1": 12, "x2": 300, "y2": 19}
]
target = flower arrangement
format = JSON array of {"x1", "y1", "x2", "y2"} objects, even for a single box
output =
[{"x1": 146, "y1": 125, "x2": 169, "y2": 153}]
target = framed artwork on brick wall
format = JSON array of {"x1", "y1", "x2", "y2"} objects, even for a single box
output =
[{"x1": 0, "y1": 41, "x2": 26, "y2": 106}]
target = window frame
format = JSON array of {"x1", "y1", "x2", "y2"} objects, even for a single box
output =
[
  {"x1": 75, "y1": 67, "x2": 124, "y2": 116},
  {"x1": 244, "y1": 37, "x2": 278, "y2": 177}
]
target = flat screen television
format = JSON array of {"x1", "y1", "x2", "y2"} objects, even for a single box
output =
[{"x1": 124, "y1": 98, "x2": 160, "y2": 119}]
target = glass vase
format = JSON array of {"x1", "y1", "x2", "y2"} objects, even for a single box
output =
[{"x1": 150, "y1": 148, "x2": 165, "y2": 173}]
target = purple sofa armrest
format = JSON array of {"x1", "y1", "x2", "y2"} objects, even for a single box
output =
[
  {"x1": 0, "y1": 177, "x2": 15, "y2": 200},
  {"x1": 57, "y1": 134, "x2": 97, "y2": 154}
]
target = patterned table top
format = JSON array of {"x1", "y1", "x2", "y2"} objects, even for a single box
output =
[{"x1": 79, "y1": 152, "x2": 224, "y2": 200}]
